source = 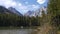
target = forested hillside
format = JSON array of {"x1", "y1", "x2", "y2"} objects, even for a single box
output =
[{"x1": 0, "y1": 13, "x2": 41, "y2": 27}]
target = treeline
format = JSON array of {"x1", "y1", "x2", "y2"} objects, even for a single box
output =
[{"x1": 0, "y1": 13, "x2": 40, "y2": 27}]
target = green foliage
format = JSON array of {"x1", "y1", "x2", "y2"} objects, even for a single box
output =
[
  {"x1": 0, "y1": 13, "x2": 40, "y2": 27},
  {"x1": 48, "y1": 0, "x2": 60, "y2": 30},
  {"x1": 48, "y1": 0, "x2": 60, "y2": 16}
]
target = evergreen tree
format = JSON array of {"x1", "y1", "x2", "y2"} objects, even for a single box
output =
[{"x1": 47, "y1": 0, "x2": 60, "y2": 34}]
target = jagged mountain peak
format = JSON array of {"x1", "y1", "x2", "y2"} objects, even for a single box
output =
[
  {"x1": 0, "y1": 6, "x2": 23, "y2": 16},
  {"x1": 0, "y1": 6, "x2": 12, "y2": 14},
  {"x1": 24, "y1": 6, "x2": 47, "y2": 17},
  {"x1": 24, "y1": 10, "x2": 34, "y2": 17},
  {"x1": 8, "y1": 7, "x2": 23, "y2": 16}
]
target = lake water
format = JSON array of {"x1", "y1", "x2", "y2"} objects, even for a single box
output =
[{"x1": 0, "y1": 29, "x2": 33, "y2": 34}]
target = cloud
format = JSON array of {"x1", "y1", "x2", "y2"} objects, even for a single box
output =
[
  {"x1": 0, "y1": 0, "x2": 40, "y2": 14},
  {"x1": 18, "y1": 5, "x2": 28, "y2": 10},
  {"x1": 0, "y1": 0, "x2": 17, "y2": 8},
  {"x1": 37, "y1": 0, "x2": 46, "y2": 4},
  {"x1": 16, "y1": 4, "x2": 39, "y2": 14},
  {"x1": 32, "y1": 5, "x2": 39, "y2": 9},
  {"x1": 18, "y1": 3, "x2": 22, "y2": 6},
  {"x1": 0, "y1": 0, "x2": 27, "y2": 14}
]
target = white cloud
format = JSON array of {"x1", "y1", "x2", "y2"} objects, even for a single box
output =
[
  {"x1": 32, "y1": 5, "x2": 36, "y2": 7},
  {"x1": 11, "y1": 2, "x2": 17, "y2": 6},
  {"x1": 17, "y1": 4, "x2": 39, "y2": 14},
  {"x1": 19, "y1": 5, "x2": 28, "y2": 10},
  {"x1": 0, "y1": 0, "x2": 17, "y2": 8},
  {"x1": 0, "y1": 0, "x2": 28, "y2": 13},
  {"x1": 37, "y1": 0, "x2": 46, "y2": 4},
  {"x1": 18, "y1": 3, "x2": 22, "y2": 6},
  {"x1": 0, "y1": 0, "x2": 40, "y2": 14},
  {"x1": 32, "y1": 5, "x2": 39, "y2": 9}
]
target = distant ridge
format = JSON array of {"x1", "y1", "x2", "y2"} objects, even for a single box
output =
[
  {"x1": 8, "y1": 7, "x2": 23, "y2": 16},
  {"x1": 0, "y1": 6, "x2": 13, "y2": 14},
  {"x1": 24, "y1": 6, "x2": 47, "y2": 17}
]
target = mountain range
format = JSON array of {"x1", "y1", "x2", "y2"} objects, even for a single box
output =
[
  {"x1": 0, "y1": 6, "x2": 12, "y2": 14},
  {"x1": 0, "y1": 6, "x2": 47, "y2": 17},
  {"x1": 8, "y1": 7, "x2": 22, "y2": 16},
  {"x1": 0, "y1": 6, "x2": 23, "y2": 16},
  {"x1": 24, "y1": 6, "x2": 47, "y2": 17}
]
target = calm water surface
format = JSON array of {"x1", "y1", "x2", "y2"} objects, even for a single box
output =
[{"x1": 0, "y1": 29, "x2": 33, "y2": 34}]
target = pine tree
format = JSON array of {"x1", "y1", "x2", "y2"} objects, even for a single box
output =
[{"x1": 47, "y1": 0, "x2": 60, "y2": 34}]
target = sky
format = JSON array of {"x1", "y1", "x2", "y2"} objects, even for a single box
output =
[{"x1": 0, "y1": 0, "x2": 48, "y2": 15}]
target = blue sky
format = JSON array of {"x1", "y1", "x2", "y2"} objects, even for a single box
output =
[{"x1": 0, "y1": 0, "x2": 48, "y2": 15}]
